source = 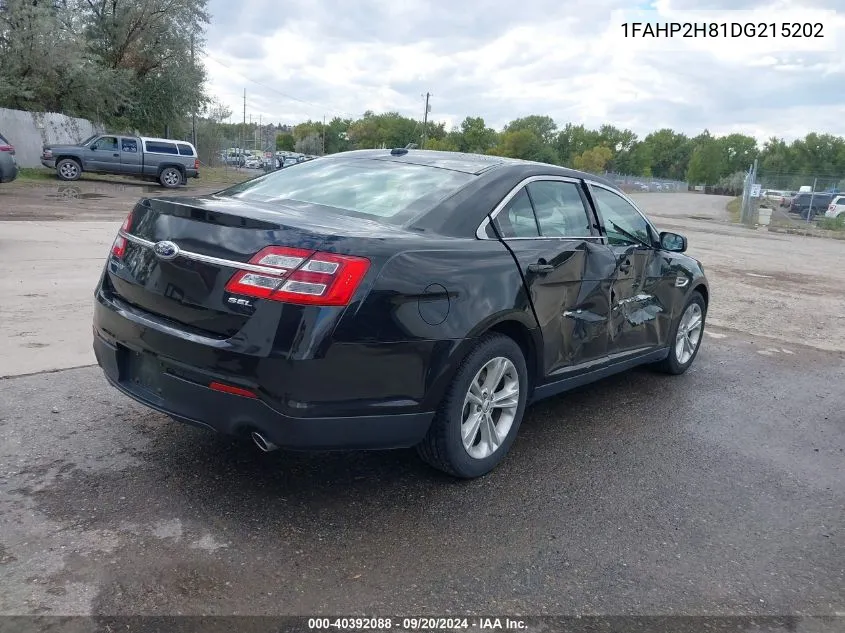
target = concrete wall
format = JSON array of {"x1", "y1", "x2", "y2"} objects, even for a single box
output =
[{"x1": 0, "y1": 108, "x2": 104, "y2": 168}]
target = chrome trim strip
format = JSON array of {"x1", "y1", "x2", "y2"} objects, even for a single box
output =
[
  {"x1": 502, "y1": 236, "x2": 605, "y2": 241},
  {"x1": 584, "y1": 179, "x2": 660, "y2": 243},
  {"x1": 119, "y1": 231, "x2": 288, "y2": 276},
  {"x1": 475, "y1": 175, "x2": 585, "y2": 240}
]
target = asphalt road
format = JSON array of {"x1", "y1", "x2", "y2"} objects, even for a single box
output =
[{"x1": 1, "y1": 331, "x2": 843, "y2": 617}]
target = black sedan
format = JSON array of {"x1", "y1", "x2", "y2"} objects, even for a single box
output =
[{"x1": 93, "y1": 149, "x2": 709, "y2": 478}]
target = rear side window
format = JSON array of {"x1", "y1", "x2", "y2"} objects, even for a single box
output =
[
  {"x1": 494, "y1": 189, "x2": 539, "y2": 238},
  {"x1": 177, "y1": 143, "x2": 195, "y2": 156},
  {"x1": 219, "y1": 158, "x2": 474, "y2": 223},
  {"x1": 145, "y1": 141, "x2": 178, "y2": 154},
  {"x1": 526, "y1": 181, "x2": 592, "y2": 237}
]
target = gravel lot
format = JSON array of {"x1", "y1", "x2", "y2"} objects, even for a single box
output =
[{"x1": 0, "y1": 181, "x2": 843, "y2": 624}]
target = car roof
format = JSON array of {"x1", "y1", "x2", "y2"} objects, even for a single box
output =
[
  {"x1": 140, "y1": 136, "x2": 196, "y2": 148},
  {"x1": 323, "y1": 149, "x2": 618, "y2": 187}
]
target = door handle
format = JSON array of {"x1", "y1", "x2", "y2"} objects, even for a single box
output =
[
  {"x1": 527, "y1": 263, "x2": 554, "y2": 274},
  {"x1": 113, "y1": 153, "x2": 119, "y2": 157}
]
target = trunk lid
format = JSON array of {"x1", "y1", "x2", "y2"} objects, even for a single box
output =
[{"x1": 104, "y1": 195, "x2": 410, "y2": 338}]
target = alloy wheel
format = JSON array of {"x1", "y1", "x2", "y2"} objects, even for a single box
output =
[
  {"x1": 461, "y1": 356, "x2": 520, "y2": 460},
  {"x1": 675, "y1": 303, "x2": 703, "y2": 364}
]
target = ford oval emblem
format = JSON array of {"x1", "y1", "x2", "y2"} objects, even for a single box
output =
[{"x1": 153, "y1": 240, "x2": 180, "y2": 261}]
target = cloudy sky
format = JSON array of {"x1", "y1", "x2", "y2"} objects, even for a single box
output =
[{"x1": 203, "y1": 0, "x2": 845, "y2": 142}]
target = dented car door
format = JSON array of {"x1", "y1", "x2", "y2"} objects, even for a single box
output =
[{"x1": 587, "y1": 182, "x2": 669, "y2": 354}]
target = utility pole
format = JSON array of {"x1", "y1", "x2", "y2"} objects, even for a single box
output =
[
  {"x1": 322, "y1": 115, "x2": 326, "y2": 155},
  {"x1": 242, "y1": 89, "x2": 246, "y2": 160},
  {"x1": 190, "y1": 35, "x2": 197, "y2": 148},
  {"x1": 421, "y1": 92, "x2": 431, "y2": 149}
]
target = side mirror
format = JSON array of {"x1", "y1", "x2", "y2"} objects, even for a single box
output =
[{"x1": 659, "y1": 231, "x2": 687, "y2": 252}]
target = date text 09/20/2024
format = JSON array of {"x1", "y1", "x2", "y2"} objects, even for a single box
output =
[
  {"x1": 307, "y1": 617, "x2": 527, "y2": 630},
  {"x1": 621, "y1": 22, "x2": 825, "y2": 38}
]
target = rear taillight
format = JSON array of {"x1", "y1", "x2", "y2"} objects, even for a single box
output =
[
  {"x1": 111, "y1": 213, "x2": 133, "y2": 259},
  {"x1": 0, "y1": 144, "x2": 13, "y2": 154},
  {"x1": 224, "y1": 246, "x2": 370, "y2": 306},
  {"x1": 194, "y1": 159, "x2": 199, "y2": 170}
]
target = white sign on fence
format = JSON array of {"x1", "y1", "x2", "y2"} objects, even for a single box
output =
[{"x1": 750, "y1": 184, "x2": 762, "y2": 198}]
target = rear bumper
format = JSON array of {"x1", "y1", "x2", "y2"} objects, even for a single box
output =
[{"x1": 93, "y1": 332, "x2": 434, "y2": 450}]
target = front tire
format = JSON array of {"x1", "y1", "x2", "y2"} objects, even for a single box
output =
[
  {"x1": 56, "y1": 159, "x2": 81, "y2": 181},
  {"x1": 653, "y1": 291, "x2": 706, "y2": 375},
  {"x1": 417, "y1": 333, "x2": 529, "y2": 478}
]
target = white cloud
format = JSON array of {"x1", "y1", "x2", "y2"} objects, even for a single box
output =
[{"x1": 203, "y1": 0, "x2": 845, "y2": 142}]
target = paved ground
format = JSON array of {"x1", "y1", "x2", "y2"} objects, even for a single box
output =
[
  {"x1": 0, "y1": 186, "x2": 843, "y2": 619},
  {"x1": 1, "y1": 333, "x2": 843, "y2": 616}
]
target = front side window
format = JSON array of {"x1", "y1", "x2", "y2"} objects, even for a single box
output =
[
  {"x1": 219, "y1": 157, "x2": 474, "y2": 223},
  {"x1": 591, "y1": 186, "x2": 653, "y2": 247},
  {"x1": 92, "y1": 136, "x2": 118, "y2": 151},
  {"x1": 526, "y1": 180, "x2": 592, "y2": 238}
]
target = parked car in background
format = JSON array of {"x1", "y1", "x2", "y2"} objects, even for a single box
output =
[
  {"x1": 825, "y1": 195, "x2": 845, "y2": 219},
  {"x1": 790, "y1": 192, "x2": 835, "y2": 219},
  {"x1": 93, "y1": 148, "x2": 709, "y2": 479},
  {"x1": 41, "y1": 135, "x2": 199, "y2": 188},
  {"x1": 0, "y1": 131, "x2": 18, "y2": 183}
]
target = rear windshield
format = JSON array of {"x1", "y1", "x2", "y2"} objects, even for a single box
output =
[{"x1": 218, "y1": 157, "x2": 475, "y2": 223}]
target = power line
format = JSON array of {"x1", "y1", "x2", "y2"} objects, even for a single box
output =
[{"x1": 203, "y1": 53, "x2": 353, "y2": 118}]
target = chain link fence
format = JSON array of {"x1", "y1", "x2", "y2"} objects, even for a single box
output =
[{"x1": 603, "y1": 172, "x2": 689, "y2": 194}]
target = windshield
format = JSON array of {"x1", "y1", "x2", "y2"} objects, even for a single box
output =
[
  {"x1": 79, "y1": 134, "x2": 99, "y2": 146},
  {"x1": 217, "y1": 157, "x2": 475, "y2": 224}
]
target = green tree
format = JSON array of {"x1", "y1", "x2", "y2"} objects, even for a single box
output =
[
  {"x1": 641, "y1": 129, "x2": 691, "y2": 180},
  {"x1": 79, "y1": 0, "x2": 211, "y2": 132},
  {"x1": 686, "y1": 132, "x2": 723, "y2": 184},
  {"x1": 491, "y1": 129, "x2": 557, "y2": 164},
  {"x1": 719, "y1": 133, "x2": 758, "y2": 175},
  {"x1": 427, "y1": 135, "x2": 461, "y2": 152},
  {"x1": 276, "y1": 133, "x2": 295, "y2": 151},
  {"x1": 504, "y1": 115, "x2": 558, "y2": 144},
  {"x1": 573, "y1": 146, "x2": 613, "y2": 173},
  {"x1": 454, "y1": 116, "x2": 495, "y2": 153},
  {"x1": 554, "y1": 124, "x2": 601, "y2": 167}
]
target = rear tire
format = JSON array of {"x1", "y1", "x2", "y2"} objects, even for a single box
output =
[
  {"x1": 652, "y1": 290, "x2": 706, "y2": 375},
  {"x1": 159, "y1": 167, "x2": 182, "y2": 188},
  {"x1": 56, "y1": 159, "x2": 81, "y2": 181},
  {"x1": 417, "y1": 333, "x2": 528, "y2": 478}
]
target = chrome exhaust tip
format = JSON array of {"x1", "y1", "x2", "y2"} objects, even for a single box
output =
[{"x1": 251, "y1": 431, "x2": 278, "y2": 452}]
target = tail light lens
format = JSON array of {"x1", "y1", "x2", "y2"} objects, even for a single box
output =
[
  {"x1": 111, "y1": 213, "x2": 133, "y2": 259},
  {"x1": 194, "y1": 159, "x2": 199, "y2": 170},
  {"x1": 224, "y1": 246, "x2": 370, "y2": 306},
  {"x1": 0, "y1": 144, "x2": 14, "y2": 154}
]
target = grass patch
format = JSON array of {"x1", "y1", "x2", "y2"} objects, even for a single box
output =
[
  {"x1": 726, "y1": 197, "x2": 741, "y2": 222},
  {"x1": 818, "y1": 215, "x2": 845, "y2": 231},
  {"x1": 16, "y1": 167, "x2": 56, "y2": 183}
]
